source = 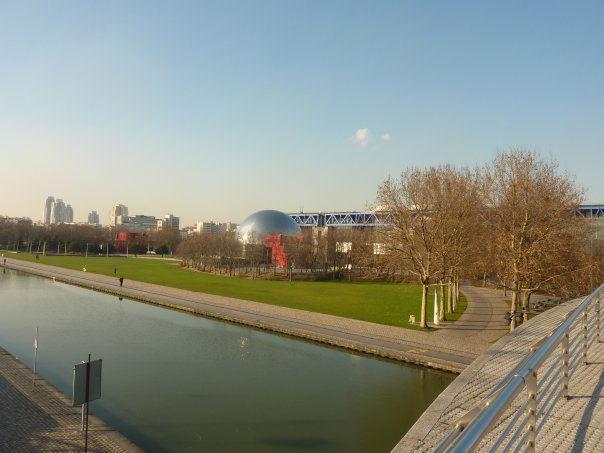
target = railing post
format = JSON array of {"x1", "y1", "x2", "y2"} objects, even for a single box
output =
[
  {"x1": 526, "y1": 370, "x2": 538, "y2": 452},
  {"x1": 597, "y1": 295, "x2": 601, "y2": 343},
  {"x1": 561, "y1": 331, "x2": 570, "y2": 399},
  {"x1": 582, "y1": 309, "x2": 589, "y2": 365}
]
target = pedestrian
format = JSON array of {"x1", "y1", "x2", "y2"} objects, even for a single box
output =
[{"x1": 119, "y1": 277, "x2": 124, "y2": 287}]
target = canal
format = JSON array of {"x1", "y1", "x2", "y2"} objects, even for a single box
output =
[{"x1": 0, "y1": 269, "x2": 453, "y2": 452}]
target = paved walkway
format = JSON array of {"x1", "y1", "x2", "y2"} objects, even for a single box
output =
[
  {"x1": 4, "y1": 258, "x2": 508, "y2": 373},
  {"x1": 0, "y1": 347, "x2": 141, "y2": 452},
  {"x1": 394, "y1": 296, "x2": 604, "y2": 452}
]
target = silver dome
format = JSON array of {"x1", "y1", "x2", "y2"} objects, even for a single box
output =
[{"x1": 238, "y1": 210, "x2": 301, "y2": 244}]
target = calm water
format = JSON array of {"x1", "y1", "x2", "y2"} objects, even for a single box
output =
[{"x1": 0, "y1": 269, "x2": 453, "y2": 452}]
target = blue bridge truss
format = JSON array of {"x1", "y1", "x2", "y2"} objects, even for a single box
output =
[
  {"x1": 289, "y1": 204, "x2": 604, "y2": 228},
  {"x1": 577, "y1": 204, "x2": 604, "y2": 219},
  {"x1": 288, "y1": 211, "x2": 395, "y2": 227}
]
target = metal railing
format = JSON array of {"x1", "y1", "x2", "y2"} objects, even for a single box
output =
[{"x1": 436, "y1": 283, "x2": 604, "y2": 452}]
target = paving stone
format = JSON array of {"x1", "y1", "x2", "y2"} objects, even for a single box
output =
[{"x1": 0, "y1": 349, "x2": 141, "y2": 452}]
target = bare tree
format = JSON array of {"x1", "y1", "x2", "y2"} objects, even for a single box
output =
[
  {"x1": 432, "y1": 166, "x2": 484, "y2": 320},
  {"x1": 377, "y1": 168, "x2": 450, "y2": 328},
  {"x1": 482, "y1": 149, "x2": 584, "y2": 330}
]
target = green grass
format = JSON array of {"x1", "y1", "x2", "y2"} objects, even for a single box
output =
[{"x1": 4, "y1": 252, "x2": 467, "y2": 330}]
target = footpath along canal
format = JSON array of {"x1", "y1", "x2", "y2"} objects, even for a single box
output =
[{"x1": 0, "y1": 268, "x2": 453, "y2": 452}]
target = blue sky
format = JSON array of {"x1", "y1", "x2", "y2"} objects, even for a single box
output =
[{"x1": 1, "y1": 1, "x2": 602, "y2": 225}]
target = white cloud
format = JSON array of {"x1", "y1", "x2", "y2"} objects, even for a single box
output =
[
  {"x1": 381, "y1": 133, "x2": 391, "y2": 142},
  {"x1": 352, "y1": 128, "x2": 370, "y2": 146}
]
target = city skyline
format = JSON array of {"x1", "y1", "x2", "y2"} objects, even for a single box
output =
[{"x1": 1, "y1": 2, "x2": 604, "y2": 226}]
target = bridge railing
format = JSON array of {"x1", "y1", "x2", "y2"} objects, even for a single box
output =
[{"x1": 435, "y1": 282, "x2": 604, "y2": 452}]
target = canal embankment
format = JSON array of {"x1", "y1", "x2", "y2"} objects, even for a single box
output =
[
  {"x1": 0, "y1": 346, "x2": 141, "y2": 452},
  {"x1": 3, "y1": 258, "x2": 509, "y2": 373}
]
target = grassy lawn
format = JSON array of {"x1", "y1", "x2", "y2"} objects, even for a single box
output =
[{"x1": 4, "y1": 252, "x2": 467, "y2": 330}]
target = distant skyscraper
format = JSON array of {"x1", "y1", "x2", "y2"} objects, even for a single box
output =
[
  {"x1": 43, "y1": 196, "x2": 54, "y2": 224},
  {"x1": 110, "y1": 204, "x2": 128, "y2": 226},
  {"x1": 50, "y1": 199, "x2": 66, "y2": 224},
  {"x1": 88, "y1": 211, "x2": 100, "y2": 225},
  {"x1": 65, "y1": 204, "x2": 74, "y2": 223}
]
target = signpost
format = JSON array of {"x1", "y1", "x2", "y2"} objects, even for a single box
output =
[
  {"x1": 73, "y1": 355, "x2": 102, "y2": 452},
  {"x1": 33, "y1": 327, "x2": 39, "y2": 386}
]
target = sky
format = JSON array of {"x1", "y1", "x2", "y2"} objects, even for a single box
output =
[{"x1": 0, "y1": 1, "x2": 603, "y2": 226}]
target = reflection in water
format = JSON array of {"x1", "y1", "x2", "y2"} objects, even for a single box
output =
[
  {"x1": 260, "y1": 436, "x2": 333, "y2": 449},
  {"x1": 0, "y1": 269, "x2": 454, "y2": 452}
]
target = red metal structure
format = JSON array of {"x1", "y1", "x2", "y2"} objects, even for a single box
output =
[
  {"x1": 264, "y1": 235, "x2": 289, "y2": 268},
  {"x1": 115, "y1": 230, "x2": 147, "y2": 254}
]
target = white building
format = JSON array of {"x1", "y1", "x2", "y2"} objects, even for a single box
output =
[
  {"x1": 117, "y1": 214, "x2": 158, "y2": 232},
  {"x1": 195, "y1": 221, "x2": 238, "y2": 235}
]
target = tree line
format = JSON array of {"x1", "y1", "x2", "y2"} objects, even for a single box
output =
[
  {"x1": 0, "y1": 222, "x2": 182, "y2": 256},
  {"x1": 377, "y1": 149, "x2": 602, "y2": 329}
]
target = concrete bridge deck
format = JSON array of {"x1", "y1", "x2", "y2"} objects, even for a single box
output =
[{"x1": 394, "y1": 296, "x2": 604, "y2": 452}]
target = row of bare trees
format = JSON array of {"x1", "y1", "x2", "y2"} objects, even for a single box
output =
[
  {"x1": 377, "y1": 148, "x2": 602, "y2": 329},
  {"x1": 0, "y1": 222, "x2": 115, "y2": 254},
  {"x1": 0, "y1": 221, "x2": 183, "y2": 256},
  {"x1": 176, "y1": 232, "x2": 243, "y2": 275}
]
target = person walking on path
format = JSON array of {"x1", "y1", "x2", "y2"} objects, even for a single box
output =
[{"x1": 119, "y1": 277, "x2": 124, "y2": 287}]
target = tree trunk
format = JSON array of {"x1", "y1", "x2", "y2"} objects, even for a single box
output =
[
  {"x1": 420, "y1": 283, "x2": 428, "y2": 328},
  {"x1": 522, "y1": 291, "x2": 532, "y2": 323},
  {"x1": 439, "y1": 282, "x2": 445, "y2": 321},
  {"x1": 510, "y1": 285, "x2": 519, "y2": 331},
  {"x1": 452, "y1": 286, "x2": 457, "y2": 312},
  {"x1": 447, "y1": 279, "x2": 453, "y2": 314}
]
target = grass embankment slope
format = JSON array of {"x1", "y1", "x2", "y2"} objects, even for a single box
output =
[{"x1": 5, "y1": 253, "x2": 467, "y2": 329}]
